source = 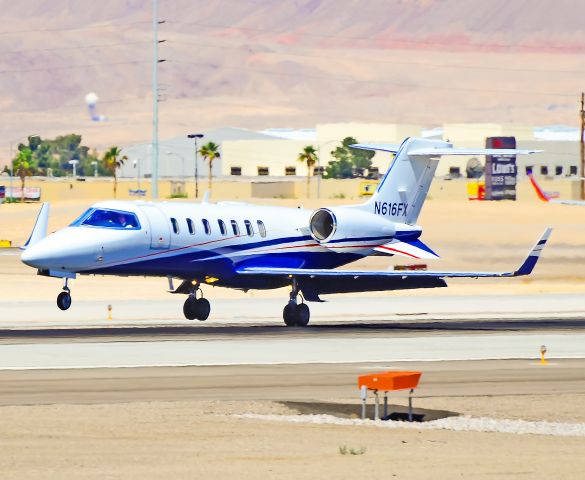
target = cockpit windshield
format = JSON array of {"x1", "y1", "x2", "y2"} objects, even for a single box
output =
[{"x1": 71, "y1": 208, "x2": 141, "y2": 230}]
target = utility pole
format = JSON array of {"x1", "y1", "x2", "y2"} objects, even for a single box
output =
[
  {"x1": 579, "y1": 92, "x2": 585, "y2": 200},
  {"x1": 188, "y1": 134, "x2": 204, "y2": 198},
  {"x1": 151, "y1": 0, "x2": 159, "y2": 199}
]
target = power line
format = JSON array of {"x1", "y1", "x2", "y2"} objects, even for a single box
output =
[
  {"x1": 0, "y1": 41, "x2": 151, "y2": 56},
  {"x1": 0, "y1": 94, "x2": 146, "y2": 113},
  {"x1": 167, "y1": 38, "x2": 585, "y2": 75},
  {"x1": 0, "y1": 20, "x2": 150, "y2": 37},
  {"x1": 0, "y1": 60, "x2": 149, "y2": 75},
  {"x1": 169, "y1": 59, "x2": 576, "y2": 98},
  {"x1": 168, "y1": 20, "x2": 585, "y2": 53}
]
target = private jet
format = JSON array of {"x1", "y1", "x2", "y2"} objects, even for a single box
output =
[{"x1": 21, "y1": 137, "x2": 550, "y2": 326}]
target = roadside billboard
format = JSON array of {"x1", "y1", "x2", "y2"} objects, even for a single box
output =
[
  {"x1": 484, "y1": 136, "x2": 517, "y2": 201},
  {"x1": 5, "y1": 186, "x2": 41, "y2": 201}
]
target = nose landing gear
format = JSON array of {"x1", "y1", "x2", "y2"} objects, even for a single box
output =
[
  {"x1": 56, "y1": 278, "x2": 72, "y2": 311},
  {"x1": 182, "y1": 286, "x2": 210, "y2": 321},
  {"x1": 282, "y1": 278, "x2": 310, "y2": 327}
]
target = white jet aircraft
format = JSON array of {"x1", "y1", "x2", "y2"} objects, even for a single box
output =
[{"x1": 21, "y1": 137, "x2": 550, "y2": 326}]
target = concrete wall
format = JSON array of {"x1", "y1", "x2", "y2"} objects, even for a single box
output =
[{"x1": 3, "y1": 175, "x2": 579, "y2": 203}]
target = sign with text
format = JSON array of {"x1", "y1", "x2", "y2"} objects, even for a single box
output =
[
  {"x1": 485, "y1": 136, "x2": 517, "y2": 201},
  {"x1": 5, "y1": 186, "x2": 41, "y2": 200}
]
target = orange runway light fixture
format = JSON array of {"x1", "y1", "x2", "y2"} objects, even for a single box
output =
[
  {"x1": 358, "y1": 371, "x2": 422, "y2": 421},
  {"x1": 358, "y1": 371, "x2": 421, "y2": 391}
]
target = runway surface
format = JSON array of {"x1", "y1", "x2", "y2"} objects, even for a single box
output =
[
  {"x1": 2, "y1": 293, "x2": 585, "y2": 326},
  {"x1": 1, "y1": 359, "x2": 584, "y2": 407},
  {"x1": 1, "y1": 332, "x2": 584, "y2": 370}
]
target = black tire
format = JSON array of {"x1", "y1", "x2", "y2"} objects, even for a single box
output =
[
  {"x1": 183, "y1": 296, "x2": 197, "y2": 320},
  {"x1": 195, "y1": 298, "x2": 211, "y2": 321},
  {"x1": 57, "y1": 291, "x2": 72, "y2": 311},
  {"x1": 295, "y1": 303, "x2": 310, "y2": 327},
  {"x1": 283, "y1": 302, "x2": 297, "y2": 326}
]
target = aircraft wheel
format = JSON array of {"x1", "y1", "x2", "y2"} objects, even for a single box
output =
[
  {"x1": 195, "y1": 298, "x2": 210, "y2": 321},
  {"x1": 183, "y1": 296, "x2": 198, "y2": 320},
  {"x1": 283, "y1": 302, "x2": 297, "y2": 327},
  {"x1": 294, "y1": 303, "x2": 310, "y2": 327},
  {"x1": 57, "y1": 291, "x2": 72, "y2": 311}
]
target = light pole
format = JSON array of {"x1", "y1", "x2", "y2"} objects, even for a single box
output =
[
  {"x1": 167, "y1": 151, "x2": 185, "y2": 180},
  {"x1": 132, "y1": 159, "x2": 141, "y2": 189},
  {"x1": 187, "y1": 134, "x2": 204, "y2": 199},
  {"x1": 316, "y1": 140, "x2": 340, "y2": 199},
  {"x1": 68, "y1": 160, "x2": 79, "y2": 178}
]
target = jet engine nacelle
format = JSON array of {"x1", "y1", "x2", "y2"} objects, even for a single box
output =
[{"x1": 309, "y1": 207, "x2": 396, "y2": 250}]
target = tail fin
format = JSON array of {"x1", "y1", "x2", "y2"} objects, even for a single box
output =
[
  {"x1": 352, "y1": 138, "x2": 542, "y2": 224},
  {"x1": 527, "y1": 173, "x2": 550, "y2": 202},
  {"x1": 352, "y1": 138, "x2": 444, "y2": 224}
]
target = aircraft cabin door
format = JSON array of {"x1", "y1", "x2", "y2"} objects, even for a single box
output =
[{"x1": 139, "y1": 205, "x2": 170, "y2": 249}]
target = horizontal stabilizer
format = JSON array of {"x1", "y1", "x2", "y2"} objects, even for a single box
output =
[
  {"x1": 351, "y1": 143, "x2": 401, "y2": 153},
  {"x1": 374, "y1": 239, "x2": 439, "y2": 260},
  {"x1": 408, "y1": 147, "x2": 542, "y2": 156}
]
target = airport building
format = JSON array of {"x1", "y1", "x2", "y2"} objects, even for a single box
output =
[{"x1": 118, "y1": 122, "x2": 583, "y2": 189}]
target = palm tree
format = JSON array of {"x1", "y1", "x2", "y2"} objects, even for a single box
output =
[
  {"x1": 298, "y1": 145, "x2": 318, "y2": 198},
  {"x1": 13, "y1": 147, "x2": 34, "y2": 202},
  {"x1": 198, "y1": 142, "x2": 221, "y2": 195},
  {"x1": 102, "y1": 146, "x2": 127, "y2": 198}
]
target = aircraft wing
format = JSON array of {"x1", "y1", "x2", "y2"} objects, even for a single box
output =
[{"x1": 236, "y1": 228, "x2": 551, "y2": 300}]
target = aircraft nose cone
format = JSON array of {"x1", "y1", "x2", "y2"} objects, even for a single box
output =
[{"x1": 21, "y1": 244, "x2": 49, "y2": 268}]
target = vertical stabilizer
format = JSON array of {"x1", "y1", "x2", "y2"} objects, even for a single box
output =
[{"x1": 358, "y1": 138, "x2": 445, "y2": 224}]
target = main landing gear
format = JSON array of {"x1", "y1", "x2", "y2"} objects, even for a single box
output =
[
  {"x1": 56, "y1": 278, "x2": 72, "y2": 311},
  {"x1": 282, "y1": 278, "x2": 310, "y2": 327},
  {"x1": 183, "y1": 287, "x2": 210, "y2": 321}
]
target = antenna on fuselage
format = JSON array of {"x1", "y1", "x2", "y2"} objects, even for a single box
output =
[{"x1": 202, "y1": 191, "x2": 210, "y2": 203}]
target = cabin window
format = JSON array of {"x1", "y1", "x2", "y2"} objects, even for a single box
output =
[
  {"x1": 285, "y1": 166, "x2": 296, "y2": 176},
  {"x1": 230, "y1": 166, "x2": 242, "y2": 176},
  {"x1": 218, "y1": 219, "x2": 227, "y2": 236},
  {"x1": 231, "y1": 220, "x2": 240, "y2": 236},
  {"x1": 171, "y1": 218, "x2": 179, "y2": 234},
  {"x1": 570, "y1": 165, "x2": 578, "y2": 176},
  {"x1": 555, "y1": 166, "x2": 563, "y2": 176},
  {"x1": 202, "y1": 219, "x2": 211, "y2": 235},
  {"x1": 244, "y1": 220, "x2": 254, "y2": 236},
  {"x1": 257, "y1": 220, "x2": 266, "y2": 238},
  {"x1": 540, "y1": 165, "x2": 549, "y2": 176},
  {"x1": 257, "y1": 166, "x2": 269, "y2": 176},
  {"x1": 186, "y1": 218, "x2": 195, "y2": 235}
]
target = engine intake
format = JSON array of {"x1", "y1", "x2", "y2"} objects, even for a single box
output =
[{"x1": 309, "y1": 208, "x2": 336, "y2": 242}]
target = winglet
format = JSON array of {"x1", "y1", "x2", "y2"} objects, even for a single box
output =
[
  {"x1": 21, "y1": 202, "x2": 50, "y2": 250},
  {"x1": 513, "y1": 228, "x2": 552, "y2": 276}
]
